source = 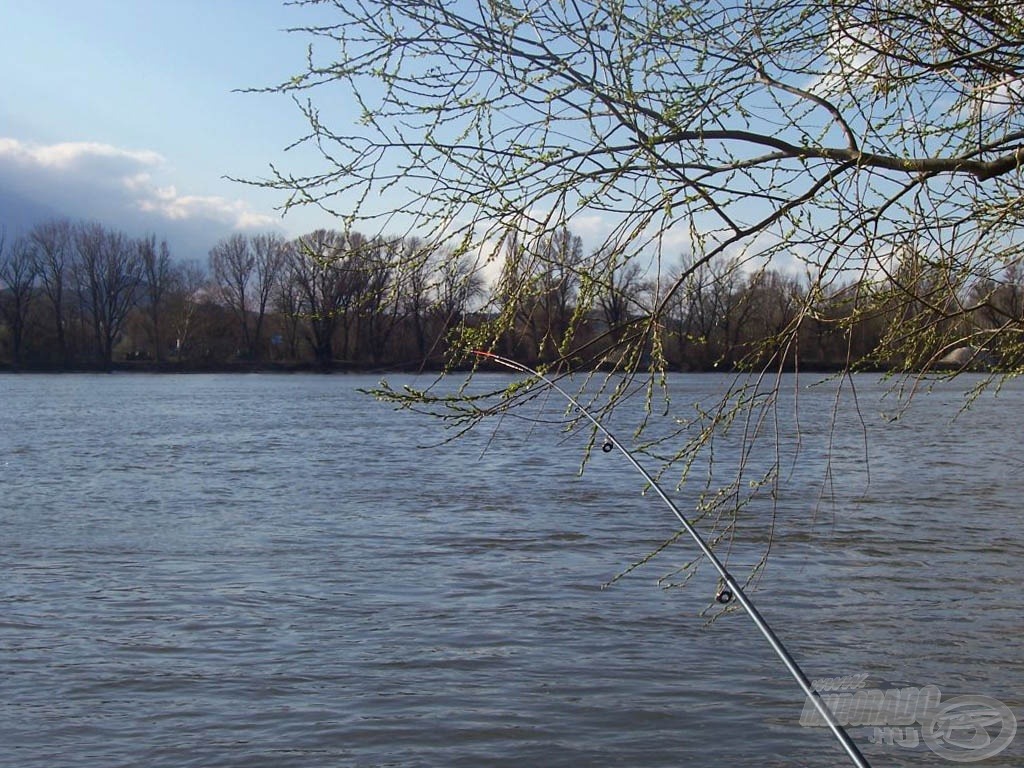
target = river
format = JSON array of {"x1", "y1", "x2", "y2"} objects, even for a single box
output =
[{"x1": 1, "y1": 372, "x2": 1020, "y2": 767}]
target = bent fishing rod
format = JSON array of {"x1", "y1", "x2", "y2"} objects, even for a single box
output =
[{"x1": 474, "y1": 351, "x2": 871, "y2": 768}]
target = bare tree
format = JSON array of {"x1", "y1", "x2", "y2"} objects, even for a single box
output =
[
  {"x1": 208, "y1": 232, "x2": 288, "y2": 361},
  {"x1": 395, "y1": 238, "x2": 434, "y2": 365},
  {"x1": 322, "y1": 232, "x2": 382, "y2": 363},
  {"x1": 662, "y1": 255, "x2": 747, "y2": 370},
  {"x1": 352, "y1": 236, "x2": 400, "y2": 364},
  {"x1": 74, "y1": 222, "x2": 144, "y2": 367},
  {"x1": 0, "y1": 233, "x2": 39, "y2": 365},
  {"x1": 968, "y1": 260, "x2": 1024, "y2": 368},
  {"x1": 534, "y1": 229, "x2": 584, "y2": 357},
  {"x1": 273, "y1": 254, "x2": 304, "y2": 361},
  {"x1": 596, "y1": 256, "x2": 647, "y2": 345},
  {"x1": 138, "y1": 235, "x2": 174, "y2": 362},
  {"x1": 249, "y1": 233, "x2": 290, "y2": 360},
  {"x1": 29, "y1": 219, "x2": 75, "y2": 367},
  {"x1": 167, "y1": 259, "x2": 208, "y2": 360},
  {"x1": 288, "y1": 229, "x2": 351, "y2": 369},
  {"x1": 209, "y1": 234, "x2": 256, "y2": 359},
  {"x1": 435, "y1": 251, "x2": 485, "y2": 336},
  {"x1": 496, "y1": 228, "x2": 585, "y2": 362}
]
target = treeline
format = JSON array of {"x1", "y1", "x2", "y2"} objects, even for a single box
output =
[
  {"x1": 1, "y1": 218, "x2": 1021, "y2": 372},
  {"x1": 0, "y1": 219, "x2": 485, "y2": 371}
]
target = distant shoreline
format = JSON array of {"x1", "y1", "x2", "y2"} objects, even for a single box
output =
[
  {"x1": 0, "y1": 359, "x2": 907, "y2": 375},
  {"x1": 0, "y1": 360, "x2": 433, "y2": 375}
]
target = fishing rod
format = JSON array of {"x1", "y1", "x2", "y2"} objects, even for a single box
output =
[{"x1": 474, "y1": 350, "x2": 871, "y2": 768}]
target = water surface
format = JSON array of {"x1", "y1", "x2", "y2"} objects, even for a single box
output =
[{"x1": 1, "y1": 372, "x2": 1021, "y2": 766}]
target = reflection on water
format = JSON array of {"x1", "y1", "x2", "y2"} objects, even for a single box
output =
[{"x1": 0, "y1": 373, "x2": 1021, "y2": 767}]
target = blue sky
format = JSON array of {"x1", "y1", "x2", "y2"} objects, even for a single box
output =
[
  {"x1": 0, "y1": 0, "x2": 343, "y2": 258},
  {"x1": 0, "y1": 1, "x2": 818, "y2": 273}
]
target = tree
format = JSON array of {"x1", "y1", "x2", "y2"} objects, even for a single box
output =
[
  {"x1": 595, "y1": 256, "x2": 648, "y2": 349},
  {"x1": 249, "y1": 233, "x2": 290, "y2": 360},
  {"x1": 333, "y1": 234, "x2": 376, "y2": 362},
  {"x1": 209, "y1": 234, "x2": 257, "y2": 359},
  {"x1": 494, "y1": 228, "x2": 583, "y2": 362},
  {"x1": 29, "y1": 219, "x2": 75, "y2": 367},
  {"x1": 533, "y1": 229, "x2": 584, "y2": 357},
  {"x1": 273, "y1": 252, "x2": 305, "y2": 361},
  {"x1": 256, "y1": 1, "x2": 1024, "y2": 574},
  {"x1": 261, "y1": 0, "x2": 1023, "y2": 360},
  {"x1": 138, "y1": 235, "x2": 174, "y2": 362},
  {"x1": 969, "y1": 261, "x2": 1024, "y2": 367},
  {"x1": 288, "y1": 229, "x2": 352, "y2": 369},
  {"x1": 208, "y1": 232, "x2": 288, "y2": 361},
  {"x1": 74, "y1": 222, "x2": 144, "y2": 368},
  {"x1": 352, "y1": 236, "x2": 401, "y2": 365},
  {"x1": 0, "y1": 234, "x2": 39, "y2": 365},
  {"x1": 662, "y1": 255, "x2": 747, "y2": 370},
  {"x1": 394, "y1": 238, "x2": 435, "y2": 365},
  {"x1": 166, "y1": 259, "x2": 209, "y2": 361},
  {"x1": 434, "y1": 250, "x2": 485, "y2": 342}
]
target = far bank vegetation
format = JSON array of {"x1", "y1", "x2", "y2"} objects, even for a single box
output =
[{"x1": 0, "y1": 217, "x2": 1019, "y2": 373}]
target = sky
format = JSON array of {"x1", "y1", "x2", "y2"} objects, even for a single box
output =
[
  {"x1": 0, "y1": 0, "x2": 344, "y2": 259},
  {"x1": 0, "y1": 1, "x2": 831, "y2": 275}
]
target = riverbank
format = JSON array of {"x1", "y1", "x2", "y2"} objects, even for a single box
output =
[
  {"x1": 0, "y1": 359, "x2": 443, "y2": 375},
  {"x1": 0, "y1": 358, "x2": 957, "y2": 376}
]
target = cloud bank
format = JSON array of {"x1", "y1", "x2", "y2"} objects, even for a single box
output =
[{"x1": 0, "y1": 137, "x2": 281, "y2": 258}]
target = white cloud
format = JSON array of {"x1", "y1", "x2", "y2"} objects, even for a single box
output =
[
  {"x1": 137, "y1": 184, "x2": 275, "y2": 228},
  {"x1": 0, "y1": 139, "x2": 165, "y2": 170},
  {"x1": 0, "y1": 137, "x2": 280, "y2": 255},
  {"x1": 806, "y1": 23, "x2": 882, "y2": 99},
  {"x1": 566, "y1": 213, "x2": 611, "y2": 241},
  {"x1": 977, "y1": 76, "x2": 1024, "y2": 117}
]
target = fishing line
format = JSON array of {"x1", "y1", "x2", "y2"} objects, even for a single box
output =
[{"x1": 473, "y1": 350, "x2": 871, "y2": 768}]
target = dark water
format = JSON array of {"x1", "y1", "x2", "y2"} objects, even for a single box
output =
[{"x1": 0, "y1": 372, "x2": 1021, "y2": 767}]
